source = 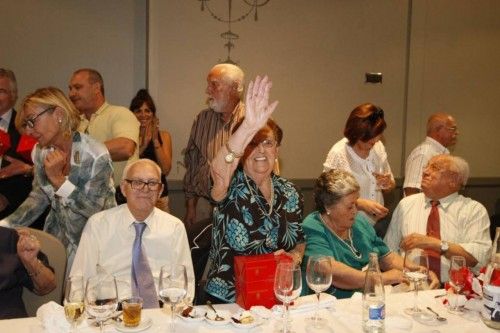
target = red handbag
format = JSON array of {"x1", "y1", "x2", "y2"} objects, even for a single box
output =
[
  {"x1": 16, "y1": 135, "x2": 37, "y2": 162},
  {"x1": 234, "y1": 253, "x2": 292, "y2": 309},
  {"x1": 0, "y1": 130, "x2": 11, "y2": 156}
]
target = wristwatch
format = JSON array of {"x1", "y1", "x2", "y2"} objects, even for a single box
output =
[
  {"x1": 224, "y1": 142, "x2": 243, "y2": 163},
  {"x1": 440, "y1": 241, "x2": 449, "y2": 254}
]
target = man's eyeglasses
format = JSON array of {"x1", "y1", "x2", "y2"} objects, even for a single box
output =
[
  {"x1": 125, "y1": 179, "x2": 162, "y2": 191},
  {"x1": 445, "y1": 126, "x2": 458, "y2": 132},
  {"x1": 248, "y1": 138, "x2": 276, "y2": 149},
  {"x1": 23, "y1": 106, "x2": 56, "y2": 129}
]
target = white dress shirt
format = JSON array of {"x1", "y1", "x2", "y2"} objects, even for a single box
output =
[
  {"x1": 384, "y1": 192, "x2": 491, "y2": 282},
  {"x1": 403, "y1": 136, "x2": 449, "y2": 191},
  {"x1": 70, "y1": 204, "x2": 195, "y2": 300}
]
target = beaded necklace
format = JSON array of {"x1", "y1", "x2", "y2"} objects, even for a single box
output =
[
  {"x1": 243, "y1": 173, "x2": 274, "y2": 217},
  {"x1": 319, "y1": 213, "x2": 362, "y2": 259}
]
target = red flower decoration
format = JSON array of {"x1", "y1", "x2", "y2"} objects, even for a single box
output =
[
  {"x1": 444, "y1": 267, "x2": 477, "y2": 300},
  {"x1": 480, "y1": 266, "x2": 500, "y2": 286}
]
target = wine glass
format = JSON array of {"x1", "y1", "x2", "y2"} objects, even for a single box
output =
[
  {"x1": 403, "y1": 249, "x2": 429, "y2": 315},
  {"x1": 373, "y1": 163, "x2": 391, "y2": 190},
  {"x1": 158, "y1": 264, "x2": 188, "y2": 332},
  {"x1": 84, "y1": 274, "x2": 118, "y2": 333},
  {"x1": 64, "y1": 276, "x2": 85, "y2": 332},
  {"x1": 305, "y1": 255, "x2": 332, "y2": 328},
  {"x1": 448, "y1": 256, "x2": 467, "y2": 314},
  {"x1": 274, "y1": 262, "x2": 302, "y2": 333}
]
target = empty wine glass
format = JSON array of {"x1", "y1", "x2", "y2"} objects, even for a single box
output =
[
  {"x1": 403, "y1": 249, "x2": 429, "y2": 316},
  {"x1": 306, "y1": 255, "x2": 332, "y2": 328},
  {"x1": 448, "y1": 256, "x2": 467, "y2": 314},
  {"x1": 64, "y1": 276, "x2": 85, "y2": 333},
  {"x1": 84, "y1": 274, "x2": 118, "y2": 333},
  {"x1": 274, "y1": 262, "x2": 302, "y2": 333},
  {"x1": 158, "y1": 264, "x2": 187, "y2": 332}
]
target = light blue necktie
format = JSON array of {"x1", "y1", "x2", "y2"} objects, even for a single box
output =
[{"x1": 131, "y1": 222, "x2": 159, "y2": 309}]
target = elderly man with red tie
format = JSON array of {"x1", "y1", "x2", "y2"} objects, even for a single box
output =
[{"x1": 384, "y1": 154, "x2": 491, "y2": 283}]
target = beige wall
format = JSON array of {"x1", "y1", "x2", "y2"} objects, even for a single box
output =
[{"x1": 0, "y1": 0, "x2": 146, "y2": 109}]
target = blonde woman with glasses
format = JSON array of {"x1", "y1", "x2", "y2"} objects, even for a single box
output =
[{"x1": 0, "y1": 87, "x2": 116, "y2": 270}]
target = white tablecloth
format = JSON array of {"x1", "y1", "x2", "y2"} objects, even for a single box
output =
[{"x1": 0, "y1": 289, "x2": 496, "y2": 332}]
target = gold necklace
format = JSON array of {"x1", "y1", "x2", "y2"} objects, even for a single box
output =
[
  {"x1": 244, "y1": 173, "x2": 274, "y2": 217},
  {"x1": 319, "y1": 213, "x2": 362, "y2": 259}
]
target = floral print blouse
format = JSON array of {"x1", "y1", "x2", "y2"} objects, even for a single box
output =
[{"x1": 205, "y1": 168, "x2": 304, "y2": 303}]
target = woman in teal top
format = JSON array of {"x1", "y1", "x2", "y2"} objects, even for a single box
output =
[{"x1": 302, "y1": 169, "x2": 439, "y2": 298}]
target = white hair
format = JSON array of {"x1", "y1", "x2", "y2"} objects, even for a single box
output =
[
  {"x1": 122, "y1": 158, "x2": 162, "y2": 181},
  {"x1": 448, "y1": 155, "x2": 470, "y2": 186},
  {"x1": 211, "y1": 63, "x2": 245, "y2": 97}
]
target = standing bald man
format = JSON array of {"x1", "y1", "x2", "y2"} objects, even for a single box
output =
[{"x1": 403, "y1": 113, "x2": 458, "y2": 196}]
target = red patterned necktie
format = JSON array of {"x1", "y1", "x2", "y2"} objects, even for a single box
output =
[{"x1": 426, "y1": 200, "x2": 441, "y2": 279}]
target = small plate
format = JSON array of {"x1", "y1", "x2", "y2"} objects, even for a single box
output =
[
  {"x1": 177, "y1": 307, "x2": 206, "y2": 322},
  {"x1": 205, "y1": 309, "x2": 231, "y2": 326},
  {"x1": 114, "y1": 316, "x2": 153, "y2": 332},
  {"x1": 231, "y1": 317, "x2": 263, "y2": 329}
]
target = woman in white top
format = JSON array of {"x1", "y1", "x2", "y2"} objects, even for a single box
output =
[{"x1": 323, "y1": 103, "x2": 395, "y2": 225}]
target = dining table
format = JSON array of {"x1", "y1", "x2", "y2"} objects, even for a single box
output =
[{"x1": 0, "y1": 289, "x2": 496, "y2": 332}]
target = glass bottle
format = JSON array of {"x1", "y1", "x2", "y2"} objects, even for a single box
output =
[
  {"x1": 482, "y1": 227, "x2": 500, "y2": 329},
  {"x1": 362, "y1": 252, "x2": 385, "y2": 333}
]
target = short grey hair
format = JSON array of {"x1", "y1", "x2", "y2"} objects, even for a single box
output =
[
  {"x1": 429, "y1": 154, "x2": 470, "y2": 187},
  {"x1": 122, "y1": 158, "x2": 162, "y2": 182},
  {"x1": 211, "y1": 63, "x2": 245, "y2": 98},
  {"x1": 447, "y1": 155, "x2": 469, "y2": 186},
  {"x1": 0, "y1": 68, "x2": 18, "y2": 101},
  {"x1": 314, "y1": 169, "x2": 360, "y2": 213}
]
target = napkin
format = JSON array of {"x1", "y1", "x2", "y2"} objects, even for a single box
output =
[
  {"x1": 37, "y1": 301, "x2": 71, "y2": 333},
  {"x1": 250, "y1": 305, "x2": 273, "y2": 319},
  {"x1": 37, "y1": 301, "x2": 89, "y2": 333},
  {"x1": 272, "y1": 293, "x2": 336, "y2": 314}
]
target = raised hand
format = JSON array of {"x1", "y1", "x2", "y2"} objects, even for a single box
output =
[{"x1": 243, "y1": 75, "x2": 279, "y2": 132}]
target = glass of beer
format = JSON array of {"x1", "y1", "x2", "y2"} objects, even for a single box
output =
[{"x1": 122, "y1": 297, "x2": 143, "y2": 327}]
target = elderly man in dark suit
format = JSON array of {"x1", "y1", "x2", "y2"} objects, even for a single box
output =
[{"x1": 0, "y1": 69, "x2": 35, "y2": 219}]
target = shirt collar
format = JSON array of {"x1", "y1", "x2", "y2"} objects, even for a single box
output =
[
  {"x1": 124, "y1": 205, "x2": 157, "y2": 230},
  {"x1": 425, "y1": 136, "x2": 449, "y2": 154},
  {"x1": 94, "y1": 102, "x2": 109, "y2": 116},
  {"x1": 0, "y1": 109, "x2": 13, "y2": 127},
  {"x1": 425, "y1": 192, "x2": 458, "y2": 210},
  {"x1": 79, "y1": 102, "x2": 109, "y2": 121},
  {"x1": 218, "y1": 101, "x2": 244, "y2": 126}
]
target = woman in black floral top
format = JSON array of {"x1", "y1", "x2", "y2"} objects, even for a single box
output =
[{"x1": 205, "y1": 76, "x2": 305, "y2": 303}]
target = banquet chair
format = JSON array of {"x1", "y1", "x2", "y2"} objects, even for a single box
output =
[{"x1": 22, "y1": 227, "x2": 67, "y2": 317}]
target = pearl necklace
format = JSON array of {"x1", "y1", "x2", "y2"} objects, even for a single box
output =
[
  {"x1": 244, "y1": 173, "x2": 274, "y2": 217},
  {"x1": 319, "y1": 213, "x2": 362, "y2": 259}
]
